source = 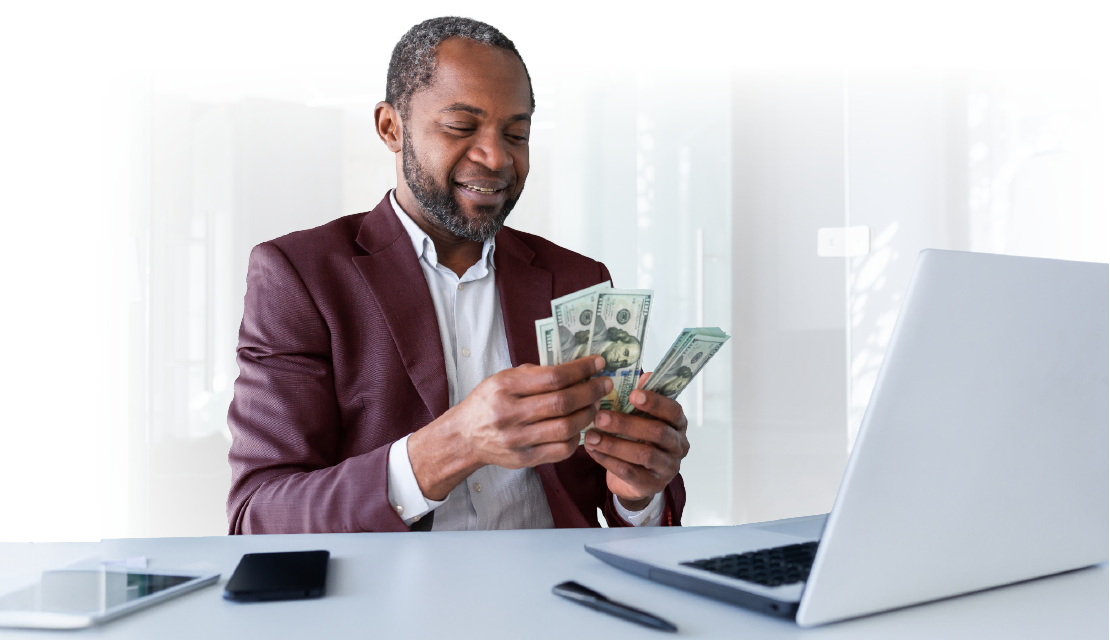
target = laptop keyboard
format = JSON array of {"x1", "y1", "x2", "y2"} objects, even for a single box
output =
[{"x1": 681, "y1": 541, "x2": 819, "y2": 587}]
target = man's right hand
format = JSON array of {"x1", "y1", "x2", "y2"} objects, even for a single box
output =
[{"x1": 407, "y1": 355, "x2": 612, "y2": 501}]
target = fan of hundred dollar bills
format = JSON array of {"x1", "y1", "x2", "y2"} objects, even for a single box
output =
[{"x1": 534, "y1": 282, "x2": 730, "y2": 413}]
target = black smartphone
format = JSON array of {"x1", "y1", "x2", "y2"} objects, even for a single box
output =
[{"x1": 223, "y1": 550, "x2": 330, "y2": 602}]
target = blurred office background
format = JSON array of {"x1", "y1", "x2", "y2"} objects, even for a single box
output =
[{"x1": 1, "y1": 0, "x2": 1106, "y2": 541}]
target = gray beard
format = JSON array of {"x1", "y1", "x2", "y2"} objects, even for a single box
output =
[{"x1": 401, "y1": 129, "x2": 520, "y2": 242}]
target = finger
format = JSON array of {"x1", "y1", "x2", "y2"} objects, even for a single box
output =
[
  {"x1": 626, "y1": 388, "x2": 688, "y2": 433},
  {"x1": 518, "y1": 375, "x2": 612, "y2": 423},
  {"x1": 507, "y1": 356, "x2": 605, "y2": 396},
  {"x1": 637, "y1": 370, "x2": 651, "y2": 388},
  {"x1": 585, "y1": 447, "x2": 662, "y2": 499},
  {"x1": 594, "y1": 410, "x2": 684, "y2": 454},
  {"x1": 583, "y1": 429, "x2": 677, "y2": 476},
  {"x1": 513, "y1": 433, "x2": 581, "y2": 468},
  {"x1": 512, "y1": 404, "x2": 597, "y2": 448}
]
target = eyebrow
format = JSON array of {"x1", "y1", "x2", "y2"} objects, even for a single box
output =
[{"x1": 439, "y1": 103, "x2": 531, "y2": 123}]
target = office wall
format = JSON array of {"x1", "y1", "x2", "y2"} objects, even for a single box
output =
[
  {"x1": 843, "y1": 67, "x2": 950, "y2": 441},
  {"x1": 777, "y1": 65, "x2": 843, "y2": 334},
  {"x1": 342, "y1": 109, "x2": 401, "y2": 217},
  {"x1": 232, "y1": 100, "x2": 346, "y2": 249},
  {"x1": 745, "y1": 64, "x2": 848, "y2": 421},
  {"x1": 229, "y1": 95, "x2": 341, "y2": 379},
  {"x1": 730, "y1": 73, "x2": 852, "y2": 524},
  {"x1": 101, "y1": 74, "x2": 132, "y2": 539}
]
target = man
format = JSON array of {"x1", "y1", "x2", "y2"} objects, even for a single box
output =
[{"x1": 226, "y1": 17, "x2": 690, "y2": 534}]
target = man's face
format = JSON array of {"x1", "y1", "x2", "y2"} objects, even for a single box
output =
[
  {"x1": 600, "y1": 337, "x2": 641, "y2": 371},
  {"x1": 400, "y1": 38, "x2": 532, "y2": 242}
]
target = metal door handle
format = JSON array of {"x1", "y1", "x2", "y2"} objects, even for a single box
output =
[
  {"x1": 692, "y1": 227, "x2": 719, "y2": 425},
  {"x1": 204, "y1": 209, "x2": 214, "y2": 392},
  {"x1": 695, "y1": 227, "x2": 705, "y2": 427}
]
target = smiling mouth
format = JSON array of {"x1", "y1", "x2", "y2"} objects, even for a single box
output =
[{"x1": 458, "y1": 183, "x2": 506, "y2": 195}]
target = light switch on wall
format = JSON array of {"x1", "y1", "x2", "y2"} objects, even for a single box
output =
[{"x1": 817, "y1": 226, "x2": 870, "y2": 257}]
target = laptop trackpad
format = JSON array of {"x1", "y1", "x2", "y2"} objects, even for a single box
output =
[{"x1": 749, "y1": 514, "x2": 828, "y2": 540}]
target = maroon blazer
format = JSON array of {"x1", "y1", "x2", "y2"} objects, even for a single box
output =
[{"x1": 226, "y1": 193, "x2": 686, "y2": 534}]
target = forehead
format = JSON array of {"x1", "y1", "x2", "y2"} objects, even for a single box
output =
[{"x1": 409, "y1": 38, "x2": 532, "y2": 117}]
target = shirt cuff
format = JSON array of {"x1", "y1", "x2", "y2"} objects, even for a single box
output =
[
  {"x1": 612, "y1": 492, "x2": 664, "y2": 527},
  {"x1": 386, "y1": 434, "x2": 445, "y2": 526}
]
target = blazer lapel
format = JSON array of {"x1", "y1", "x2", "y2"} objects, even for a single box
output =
[
  {"x1": 494, "y1": 230, "x2": 592, "y2": 526},
  {"x1": 352, "y1": 195, "x2": 449, "y2": 419},
  {"x1": 494, "y1": 229, "x2": 553, "y2": 367}
]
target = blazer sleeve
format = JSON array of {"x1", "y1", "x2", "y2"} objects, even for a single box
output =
[
  {"x1": 226, "y1": 242, "x2": 408, "y2": 534},
  {"x1": 594, "y1": 261, "x2": 687, "y2": 527}
]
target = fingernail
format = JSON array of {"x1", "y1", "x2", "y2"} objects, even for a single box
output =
[
  {"x1": 594, "y1": 356, "x2": 605, "y2": 371},
  {"x1": 596, "y1": 412, "x2": 610, "y2": 427},
  {"x1": 631, "y1": 390, "x2": 645, "y2": 405},
  {"x1": 603, "y1": 377, "x2": 614, "y2": 392},
  {"x1": 585, "y1": 431, "x2": 601, "y2": 445}
]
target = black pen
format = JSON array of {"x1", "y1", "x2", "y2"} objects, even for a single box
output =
[{"x1": 552, "y1": 581, "x2": 678, "y2": 633}]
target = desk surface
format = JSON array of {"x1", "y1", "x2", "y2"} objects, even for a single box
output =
[{"x1": 1, "y1": 527, "x2": 1106, "y2": 639}]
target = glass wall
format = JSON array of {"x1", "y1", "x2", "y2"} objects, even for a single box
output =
[
  {"x1": 559, "y1": 65, "x2": 732, "y2": 523},
  {"x1": 844, "y1": 70, "x2": 1108, "y2": 448},
  {"x1": 87, "y1": 65, "x2": 1102, "y2": 537}
]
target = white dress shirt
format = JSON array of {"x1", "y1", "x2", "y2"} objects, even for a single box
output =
[{"x1": 385, "y1": 191, "x2": 664, "y2": 529}]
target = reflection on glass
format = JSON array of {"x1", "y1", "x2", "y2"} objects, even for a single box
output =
[
  {"x1": 963, "y1": 66, "x2": 1101, "y2": 251},
  {"x1": 848, "y1": 217, "x2": 901, "y2": 437},
  {"x1": 0, "y1": 571, "x2": 192, "y2": 614}
]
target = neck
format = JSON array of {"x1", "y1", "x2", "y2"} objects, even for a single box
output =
[{"x1": 395, "y1": 185, "x2": 484, "y2": 278}]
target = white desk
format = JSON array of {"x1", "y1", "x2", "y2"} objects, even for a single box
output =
[{"x1": 1, "y1": 527, "x2": 1106, "y2": 638}]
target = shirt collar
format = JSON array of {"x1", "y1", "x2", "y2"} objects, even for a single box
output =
[{"x1": 389, "y1": 189, "x2": 496, "y2": 272}]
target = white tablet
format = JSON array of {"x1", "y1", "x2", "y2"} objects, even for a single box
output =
[{"x1": 0, "y1": 567, "x2": 220, "y2": 629}]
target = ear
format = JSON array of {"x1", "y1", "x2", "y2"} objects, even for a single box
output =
[{"x1": 374, "y1": 101, "x2": 403, "y2": 153}]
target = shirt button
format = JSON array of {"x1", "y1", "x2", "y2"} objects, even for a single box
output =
[
  {"x1": 457, "y1": 283, "x2": 464, "y2": 291},
  {"x1": 461, "y1": 347, "x2": 471, "y2": 357},
  {"x1": 473, "y1": 483, "x2": 482, "y2": 493},
  {"x1": 394, "y1": 504, "x2": 404, "y2": 515}
]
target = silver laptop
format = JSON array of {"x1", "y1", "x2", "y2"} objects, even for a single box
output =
[{"x1": 586, "y1": 249, "x2": 1109, "y2": 627}]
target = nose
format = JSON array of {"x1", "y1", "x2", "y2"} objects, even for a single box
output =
[{"x1": 466, "y1": 128, "x2": 512, "y2": 173}]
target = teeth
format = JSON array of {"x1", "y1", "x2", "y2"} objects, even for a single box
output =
[{"x1": 461, "y1": 184, "x2": 500, "y2": 194}]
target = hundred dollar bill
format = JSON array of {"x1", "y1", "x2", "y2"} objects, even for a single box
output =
[
  {"x1": 637, "y1": 327, "x2": 706, "y2": 386},
  {"x1": 535, "y1": 317, "x2": 556, "y2": 366},
  {"x1": 589, "y1": 288, "x2": 653, "y2": 411},
  {"x1": 633, "y1": 328, "x2": 730, "y2": 408},
  {"x1": 550, "y1": 282, "x2": 611, "y2": 365}
]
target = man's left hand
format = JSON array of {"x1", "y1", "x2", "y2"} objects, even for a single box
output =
[{"x1": 582, "y1": 373, "x2": 690, "y2": 512}]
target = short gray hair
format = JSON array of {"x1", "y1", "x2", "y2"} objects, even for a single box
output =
[{"x1": 385, "y1": 17, "x2": 535, "y2": 117}]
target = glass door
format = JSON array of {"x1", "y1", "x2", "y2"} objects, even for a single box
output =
[
  {"x1": 149, "y1": 80, "x2": 234, "y2": 539},
  {"x1": 633, "y1": 70, "x2": 734, "y2": 526},
  {"x1": 728, "y1": 72, "x2": 852, "y2": 525}
]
